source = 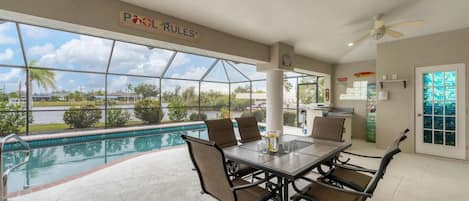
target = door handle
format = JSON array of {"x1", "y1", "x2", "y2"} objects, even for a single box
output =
[{"x1": 417, "y1": 113, "x2": 422, "y2": 117}]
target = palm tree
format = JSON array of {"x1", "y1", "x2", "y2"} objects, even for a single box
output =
[{"x1": 26, "y1": 60, "x2": 57, "y2": 110}]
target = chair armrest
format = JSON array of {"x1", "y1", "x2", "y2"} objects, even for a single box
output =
[
  {"x1": 292, "y1": 176, "x2": 373, "y2": 198},
  {"x1": 230, "y1": 174, "x2": 276, "y2": 192},
  {"x1": 342, "y1": 151, "x2": 382, "y2": 159},
  {"x1": 333, "y1": 163, "x2": 377, "y2": 174}
]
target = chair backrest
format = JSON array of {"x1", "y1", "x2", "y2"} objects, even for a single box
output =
[
  {"x1": 235, "y1": 117, "x2": 262, "y2": 143},
  {"x1": 182, "y1": 135, "x2": 236, "y2": 201},
  {"x1": 311, "y1": 117, "x2": 345, "y2": 142},
  {"x1": 205, "y1": 119, "x2": 237, "y2": 148},
  {"x1": 363, "y1": 129, "x2": 409, "y2": 198}
]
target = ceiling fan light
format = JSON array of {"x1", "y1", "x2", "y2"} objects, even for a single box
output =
[{"x1": 347, "y1": 42, "x2": 354, "y2": 47}]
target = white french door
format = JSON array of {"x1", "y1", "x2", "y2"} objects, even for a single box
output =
[{"x1": 415, "y1": 63, "x2": 466, "y2": 159}]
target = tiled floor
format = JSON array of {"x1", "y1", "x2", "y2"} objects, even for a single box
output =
[{"x1": 11, "y1": 140, "x2": 469, "y2": 201}]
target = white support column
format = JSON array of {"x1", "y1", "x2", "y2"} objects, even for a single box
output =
[{"x1": 266, "y1": 69, "x2": 284, "y2": 133}]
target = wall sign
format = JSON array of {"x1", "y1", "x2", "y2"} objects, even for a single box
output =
[
  {"x1": 120, "y1": 11, "x2": 200, "y2": 42},
  {"x1": 353, "y1": 71, "x2": 375, "y2": 78}
]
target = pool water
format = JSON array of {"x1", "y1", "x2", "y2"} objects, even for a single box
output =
[{"x1": 2, "y1": 126, "x2": 210, "y2": 193}]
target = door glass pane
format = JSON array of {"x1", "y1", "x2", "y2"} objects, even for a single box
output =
[
  {"x1": 423, "y1": 116, "x2": 432, "y2": 129},
  {"x1": 421, "y1": 70, "x2": 457, "y2": 147},
  {"x1": 445, "y1": 86, "x2": 456, "y2": 101},
  {"x1": 433, "y1": 72, "x2": 444, "y2": 86},
  {"x1": 445, "y1": 132, "x2": 456, "y2": 146},
  {"x1": 433, "y1": 87, "x2": 444, "y2": 101},
  {"x1": 423, "y1": 130, "x2": 433, "y2": 143},
  {"x1": 434, "y1": 101, "x2": 444, "y2": 115},
  {"x1": 423, "y1": 101, "x2": 432, "y2": 115},
  {"x1": 434, "y1": 131, "x2": 444, "y2": 144},
  {"x1": 423, "y1": 73, "x2": 433, "y2": 87},
  {"x1": 433, "y1": 116, "x2": 443, "y2": 130},
  {"x1": 445, "y1": 101, "x2": 456, "y2": 115},
  {"x1": 444, "y1": 71, "x2": 456, "y2": 86},
  {"x1": 445, "y1": 117, "x2": 456, "y2": 130}
]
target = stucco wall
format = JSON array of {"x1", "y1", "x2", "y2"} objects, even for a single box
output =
[
  {"x1": 333, "y1": 60, "x2": 376, "y2": 140},
  {"x1": 376, "y1": 27, "x2": 469, "y2": 157}
]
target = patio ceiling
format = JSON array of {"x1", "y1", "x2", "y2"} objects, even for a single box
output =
[{"x1": 122, "y1": 0, "x2": 469, "y2": 63}]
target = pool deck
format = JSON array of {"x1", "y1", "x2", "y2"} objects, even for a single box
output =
[
  {"x1": 10, "y1": 139, "x2": 469, "y2": 201},
  {"x1": 5, "y1": 121, "x2": 304, "y2": 143},
  {"x1": 8, "y1": 121, "x2": 207, "y2": 142}
]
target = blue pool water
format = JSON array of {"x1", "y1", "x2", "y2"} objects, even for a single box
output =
[{"x1": 2, "y1": 124, "x2": 219, "y2": 193}]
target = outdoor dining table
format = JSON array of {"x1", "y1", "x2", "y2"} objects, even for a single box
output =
[{"x1": 222, "y1": 134, "x2": 352, "y2": 201}]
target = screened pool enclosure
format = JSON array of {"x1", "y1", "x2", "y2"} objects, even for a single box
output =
[{"x1": 0, "y1": 20, "x2": 323, "y2": 135}]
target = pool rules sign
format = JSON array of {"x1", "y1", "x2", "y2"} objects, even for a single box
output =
[{"x1": 119, "y1": 11, "x2": 200, "y2": 42}]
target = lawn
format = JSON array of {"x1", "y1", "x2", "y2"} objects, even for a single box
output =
[
  {"x1": 32, "y1": 101, "x2": 134, "y2": 107},
  {"x1": 19, "y1": 120, "x2": 145, "y2": 134}
]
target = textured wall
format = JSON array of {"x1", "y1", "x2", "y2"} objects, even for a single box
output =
[
  {"x1": 377, "y1": 27, "x2": 469, "y2": 156},
  {"x1": 333, "y1": 60, "x2": 376, "y2": 140}
]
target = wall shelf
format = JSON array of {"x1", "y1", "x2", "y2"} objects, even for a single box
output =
[{"x1": 379, "y1": 80, "x2": 407, "y2": 89}]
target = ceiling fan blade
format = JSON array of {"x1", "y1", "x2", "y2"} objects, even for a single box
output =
[
  {"x1": 386, "y1": 29, "x2": 403, "y2": 38},
  {"x1": 388, "y1": 20, "x2": 425, "y2": 28},
  {"x1": 348, "y1": 32, "x2": 371, "y2": 46}
]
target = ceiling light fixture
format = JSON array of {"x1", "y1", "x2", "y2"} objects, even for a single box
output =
[{"x1": 347, "y1": 42, "x2": 354, "y2": 47}]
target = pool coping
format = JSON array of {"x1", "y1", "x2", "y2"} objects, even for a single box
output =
[
  {"x1": 4, "y1": 121, "x2": 205, "y2": 143},
  {"x1": 7, "y1": 144, "x2": 186, "y2": 198}
]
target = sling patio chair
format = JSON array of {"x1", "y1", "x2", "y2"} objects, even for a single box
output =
[
  {"x1": 182, "y1": 135, "x2": 279, "y2": 201},
  {"x1": 309, "y1": 117, "x2": 346, "y2": 174},
  {"x1": 311, "y1": 117, "x2": 345, "y2": 142},
  {"x1": 291, "y1": 128, "x2": 409, "y2": 201},
  {"x1": 205, "y1": 119, "x2": 260, "y2": 178},
  {"x1": 235, "y1": 117, "x2": 262, "y2": 143}
]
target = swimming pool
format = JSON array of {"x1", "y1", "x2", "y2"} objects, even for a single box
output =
[{"x1": 3, "y1": 123, "x2": 263, "y2": 194}]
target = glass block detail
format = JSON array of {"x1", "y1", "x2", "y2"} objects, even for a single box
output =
[
  {"x1": 433, "y1": 116, "x2": 444, "y2": 130},
  {"x1": 445, "y1": 71, "x2": 456, "y2": 86},
  {"x1": 445, "y1": 101, "x2": 456, "y2": 116},
  {"x1": 434, "y1": 131, "x2": 444, "y2": 145},
  {"x1": 421, "y1": 70, "x2": 457, "y2": 147},
  {"x1": 445, "y1": 132, "x2": 456, "y2": 146},
  {"x1": 445, "y1": 117, "x2": 456, "y2": 131},
  {"x1": 423, "y1": 116, "x2": 432, "y2": 129},
  {"x1": 434, "y1": 101, "x2": 444, "y2": 115},
  {"x1": 423, "y1": 130, "x2": 433, "y2": 143}
]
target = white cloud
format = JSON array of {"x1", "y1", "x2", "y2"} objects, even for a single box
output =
[
  {"x1": 0, "y1": 48, "x2": 14, "y2": 62},
  {"x1": 31, "y1": 35, "x2": 112, "y2": 71},
  {"x1": 110, "y1": 42, "x2": 174, "y2": 76},
  {"x1": 0, "y1": 68, "x2": 22, "y2": 82},
  {"x1": 28, "y1": 43, "x2": 54, "y2": 56},
  {"x1": 21, "y1": 25, "x2": 49, "y2": 39},
  {"x1": 0, "y1": 24, "x2": 17, "y2": 45}
]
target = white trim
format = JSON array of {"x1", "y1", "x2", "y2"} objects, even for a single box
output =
[{"x1": 415, "y1": 63, "x2": 466, "y2": 160}]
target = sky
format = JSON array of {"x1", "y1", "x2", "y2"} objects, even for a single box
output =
[{"x1": 0, "y1": 21, "x2": 264, "y2": 95}]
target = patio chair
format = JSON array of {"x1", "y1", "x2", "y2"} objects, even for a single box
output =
[
  {"x1": 235, "y1": 117, "x2": 262, "y2": 143},
  {"x1": 182, "y1": 135, "x2": 279, "y2": 201},
  {"x1": 322, "y1": 128, "x2": 410, "y2": 192},
  {"x1": 291, "y1": 128, "x2": 409, "y2": 201},
  {"x1": 310, "y1": 117, "x2": 345, "y2": 174},
  {"x1": 311, "y1": 117, "x2": 345, "y2": 142},
  {"x1": 205, "y1": 119, "x2": 259, "y2": 178}
]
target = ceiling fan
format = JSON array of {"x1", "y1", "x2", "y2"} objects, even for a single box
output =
[{"x1": 347, "y1": 14, "x2": 424, "y2": 47}]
